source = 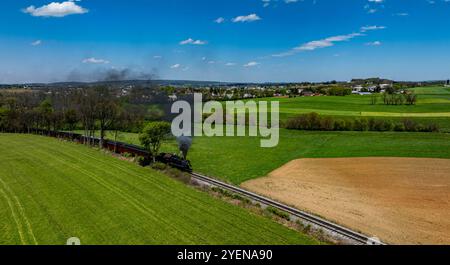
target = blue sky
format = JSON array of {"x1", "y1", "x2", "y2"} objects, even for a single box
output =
[{"x1": 0, "y1": 0, "x2": 450, "y2": 83}]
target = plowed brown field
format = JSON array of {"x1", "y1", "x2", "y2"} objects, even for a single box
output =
[{"x1": 241, "y1": 158, "x2": 450, "y2": 244}]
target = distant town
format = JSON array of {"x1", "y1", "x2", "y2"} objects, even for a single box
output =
[{"x1": 1, "y1": 78, "x2": 448, "y2": 102}]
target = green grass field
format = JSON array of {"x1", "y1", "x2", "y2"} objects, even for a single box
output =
[
  {"x1": 246, "y1": 86, "x2": 450, "y2": 131},
  {"x1": 409, "y1": 86, "x2": 450, "y2": 95},
  {"x1": 105, "y1": 129, "x2": 450, "y2": 184},
  {"x1": 267, "y1": 86, "x2": 450, "y2": 116},
  {"x1": 0, "y1": 134, "x2": 318, "y2": 245}
]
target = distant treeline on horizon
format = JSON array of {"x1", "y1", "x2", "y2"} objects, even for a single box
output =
[{"x1": 0, "y1": 78, "x2": 448, "y2": 89}]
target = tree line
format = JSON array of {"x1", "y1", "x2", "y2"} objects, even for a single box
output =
[
  {"x1": 0, "y1": 87, "x2": 152, "y2": 146},
  {"x1": 0, "y1": 87, "x2": 189, "y2": 161},
  {"x1": 285, "y1": 112, "x2": 440, "y2": 133},
  {"x1": 381, "y1": 92, "x2": 417, "y2": 105}
]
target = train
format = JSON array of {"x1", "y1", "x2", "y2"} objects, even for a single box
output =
[{"x1": 32, "y1": 129, "x2": 193, "y2": 172}]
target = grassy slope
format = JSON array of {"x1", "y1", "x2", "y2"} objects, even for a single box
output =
[
  {"x1": 0, "y1": 134, "x2": 318, "y2": 245},
  {"x1": 106, "y1": 130, "x2": 450, "y2": 185}
]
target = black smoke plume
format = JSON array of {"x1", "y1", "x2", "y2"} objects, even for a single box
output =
[{"x1": 67, "y1": 68, "x2": 158, "y2": 82}]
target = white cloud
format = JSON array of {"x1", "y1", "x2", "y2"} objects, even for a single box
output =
[
  {"x1": 365, "y1": 0, "x2": 385, "y2": 14},
  {"x1": 214, "y1": 17, "x2": 225, "y2": 24},
  {"x1": 360, "y1": 25, "x2": 386, "y2": 32},
  {"x1": 170, "y1": 64, "x2": 181, "y2": 69},
  {"x1": 244, "y1": 61, "x2": 260, "y2": 67},
  {"x1": 153, "y1": 55, "x2": 162, "y2": 59},
  {"x1": 82, "y1": 57, "x2": 109, "y2": 64},
  {"x1": 23, "y1": 1, "x2": 88, "y2": 17},
  {"x1": 272, "y1": 26, "x2": 386, "y2": 57},
  {"x1": 179, "y1": 38, "x2": 207, "y2": 45},
  {"x1": 296, "y1": 40, "x2": 334, "y2": 51},
  {"x1": 232, "y1": 14, "x2": 261, "y2": 23},
  {"x1": 294, "y1": 33, "x2": 362, "y2": 51},
  {"x1": 366, "y1": 41, "x2": 382, "y2": 46},
  {"x1": 31, "y1": 40, "x2": 42, "y2": 46},
  {"x1": 263, "y1": 0, "x2": 300, "y2": 7},
  {"x1": 225, "y1": 62, "x2": 236, "y2": 66}
]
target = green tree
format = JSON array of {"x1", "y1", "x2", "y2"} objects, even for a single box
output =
[
  {"x1": 64, "y1": 109, "x2": 79, "y2": 132},
  {"x1": 39, "y1": 99, "x2": 53, "y2": 131},
  {"x1": 139, "y1": 122, "x2": 171, "y2": 162},
  {"x1": 0, "y1": 107, "x2": 7, "y2": 132}
]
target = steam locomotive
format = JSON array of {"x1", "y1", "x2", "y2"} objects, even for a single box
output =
[{"x1": 156, "y1": 153, "x2": 193, "y2": 173}]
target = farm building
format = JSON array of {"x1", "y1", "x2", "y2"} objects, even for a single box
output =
[
  {"x1": 380, "y1": 83, "x2": 393, "y2": 89},
  {"x1": 352, "y1": 85, "x2": 363, "y2": 92},
  {"x1": 168, "y1": 94, "x2": 178, "y2": 101},
  {"x1": 302, "y1": 91, "x2": 315, "y2": 97}
]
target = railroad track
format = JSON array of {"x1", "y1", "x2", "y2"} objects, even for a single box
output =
[{"x1": 190, "y1": 172, "x2": 386, "y2": 245}]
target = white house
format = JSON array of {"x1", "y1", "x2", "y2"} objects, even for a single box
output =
[
  {"x1": 168, "y1": 94, "x2": 178, "y2": 101},
  {"x1": 380, "y1": 83, "x2": 392, "y2": 89},
  {"x1": 352, "y1": 85, "x2": 363, "y2": 92}
]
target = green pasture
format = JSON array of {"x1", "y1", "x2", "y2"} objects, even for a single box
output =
[
  {"x1": 409, "y1": 86, "x2": 450, "y2": 95},
  {"x1": 0, "y1": 134, "x2": 317, "y2": 245},
  {"x1": 235, "y1": 86, "x2": 450, "y2": 131}
]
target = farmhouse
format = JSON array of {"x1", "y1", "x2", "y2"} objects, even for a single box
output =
[
  {"x1": 352, "y1": 85, "x2": 363, "y2": 92},
  {"x1": 445, "y1": 79, "x2": 450, "y2": 87},
  {"x1": 168, "y1": 94, "x2": 178, "y2": 101},
  {"x1": 367, "y1": 85, "x2": 378, "y2": 92},
  {"x1": 380, "y1": 83, "x2": 392, "y2": 89}
]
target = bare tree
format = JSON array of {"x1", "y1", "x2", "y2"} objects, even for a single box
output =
[
  {"x1": 98, "y1": 102, "x2": 119, "y2": 147},
  {"x1": 370, "y1": 94, "x2": 378, "y2": 105},
  {"x1": 77, "y1": 89, "x2": 98, "y2": 145}
]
